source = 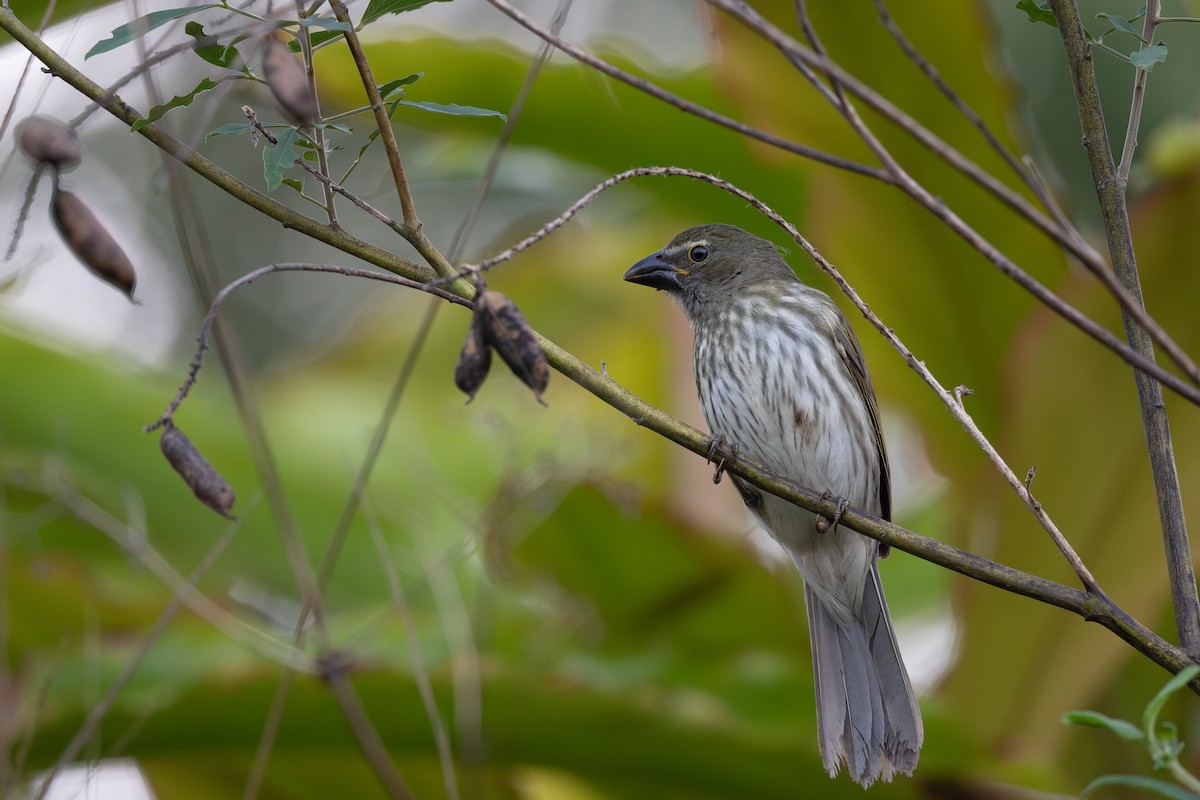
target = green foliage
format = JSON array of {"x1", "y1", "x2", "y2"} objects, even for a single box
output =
[
  {"x1": 1131, "y1": 44, "x2": 1169, "y2": 70},
  {"x1": 263, "y1": 126, "x2": 300, "y2": 191},
  {"x1": 1066, "y1": 666, "x2": 1200, "y2": 798},
  {"x1": 185, "y1": 21, "x2": 244, "y2": 69},
  {"x1": 1016, "y1": 0, "x2": 1057, "y2": 27},
  {"x1": 85, "y1": 4, "x2": 219, "y2": 58},
  {"x1": 361, "y1": 0, "x2": 454, "y2": 28},
  {"x1": 130, "y1": 77, "x2": 222, "y2": 133}
]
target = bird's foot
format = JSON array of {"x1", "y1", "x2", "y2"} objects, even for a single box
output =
[
  {"x1": 706, "y1": 435, "x2": 738, "y2": 484},
  {"x1": 814, "y1": 491, "x2": 850, "y2": 535}
]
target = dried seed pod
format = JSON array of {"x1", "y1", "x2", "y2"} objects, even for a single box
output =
[
  {"x1": 51, "y1": 183, "x2": 137, "y2": 300},
  {"x1": 475, "y1": 290, "x2": 549, "y2": 403},
  {"x1": 159, "y1": 422, "x2": 237, "y2": 518},
  {"x1": 261, "y1": 35, "x2": 318, "y2": 127},
  {"x1": 454, "y1": 316, "x2": 492, "y2": 402},
  {"x1": 17, "y1": 117, "x2": 82, "y2": 168}
]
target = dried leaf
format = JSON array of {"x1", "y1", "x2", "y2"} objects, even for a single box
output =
[
  {"x1": 454, "y1": 316, "x2": 492, "y2": 402},
  {"x1": 51, "y1": 183, "x2": 137, "y2": 300},
  {"x1": 159, "y1": 422, "x2": 236, "y2": 518},
  {"x1": 18, "y1": 117, "x2": 81, "y2": 168},
  {"x1": 475, "y1": 291, "x2": 549, "y2": 403},
  {"x1": 261, "y1": 35, "x2": 317, "y2": 126}
]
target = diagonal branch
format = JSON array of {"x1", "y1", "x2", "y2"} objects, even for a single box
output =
[{"x1": 1048, "y1": 0, "x2": 1200, "y2": 658}]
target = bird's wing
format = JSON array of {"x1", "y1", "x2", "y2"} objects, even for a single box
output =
[{"x1": 832, "y1": 315, "x2": 891, "y2": 526}]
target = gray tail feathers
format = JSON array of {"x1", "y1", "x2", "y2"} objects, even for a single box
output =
[{"x1": 806, "y1": 562, "x2": 923, "y2": 786}]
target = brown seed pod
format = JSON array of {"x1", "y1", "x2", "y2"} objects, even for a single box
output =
[
  {"x1": 51, "y1": 183, "x2": 137, "y2": 300},
  {"x1": 17, "y1": 117, "x2": 82, "y2": 168},
  {"x1": 159, "y1": 422, "x2": 237, "y2": 518},
  {"x1": 454, "y1": 316, "x2": 493, "y2": 402},
  {"x1": 475, "y1": 290, "x2": 549, "y2": 404},
  {"x1": 261, "y1": 35, "x2": 318, "y2": 126}
]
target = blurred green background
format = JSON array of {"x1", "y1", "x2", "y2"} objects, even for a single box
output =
[{"x1": 3, "y1": 0, "x2": 1200, "y2": 797}]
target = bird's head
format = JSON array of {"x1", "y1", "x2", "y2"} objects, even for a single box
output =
[{"x1": 623, "y1": 223, "x2": 795, "y2": 314}]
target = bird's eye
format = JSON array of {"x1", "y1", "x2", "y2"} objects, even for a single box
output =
[{"x1": 688, "y1": 244, "x2": 709, "y2": 263}]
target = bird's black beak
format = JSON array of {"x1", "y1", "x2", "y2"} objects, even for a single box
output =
[{"x1": 623, "y1": 251, "x2": 685, "y2": 290}]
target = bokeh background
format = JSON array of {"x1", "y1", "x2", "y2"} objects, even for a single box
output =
[{"x1": 3, "y1": 0, "x2": 1200, "y2": 797}]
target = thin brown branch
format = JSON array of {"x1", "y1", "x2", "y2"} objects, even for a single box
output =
[
  {"x1": 329, "y1": 0, "x2": 418, "y2": 229},
  {"x1": 147, "y1": 263, "x2": 469, "y2": 431},
  {"x1": 1117, "y1": 0, "x2": 1158, "y2": 184},
  {"x1": 483, "y1": 0, "x2": 890, "y2": 182},
  {"x1": 708, "y1": 0, "x2": 1200, "y2": 395},
  {"x1": 1049, "y1": 0, "x2": 1200, "y2": 657}
]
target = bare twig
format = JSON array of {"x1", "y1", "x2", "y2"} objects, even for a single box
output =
[
  {"x1": 147, "y1": 263, "x2": 469, "y2": 431},
  {"x1": 1117, "y1": 0, "x2": 1158, "y2": 184},
  {"x1": 1048, "y1": 0, "x2": 1200, "y2": 657},
  {"x1": 293, "y1": 1, "x2": 340, "y2": 226},
  {"x1": 710, "y1": 0, "x2": 1200, "y2": 392},
  {"x1": 329, "y1": 0, "x2": 418, "y2": 229},
  {"x1": 483, "y1": 0, "x2": 890, "y2": 182}
]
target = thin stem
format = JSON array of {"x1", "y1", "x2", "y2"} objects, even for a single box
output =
[
  {"x1": 294, "y1": 1, "x2": 340, "y2": 226},
  {"x1": 1049, "y1": 0, "x2": 1200, "y2": 657},
  {"x1": 329, "y1": 0, "x2": 418, "y2": 229},
  {"x1": 1117, "y1": 0, "x2": 1159, "y2": 184}
]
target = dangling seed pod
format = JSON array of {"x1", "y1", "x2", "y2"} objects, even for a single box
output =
[
  {"x1": 159, "y1": 421, "x2": 237, "y2": 518},
  {"x1": 261, "y1": 34, "x2": 318, "y2": 127},
  {"x1": 475, "y1": 290, "x2": 549, "y2": 404},
  {"x1": 50, "y1": 181, "x2": 137, "y2": 300},
  {"x1": 17, "y1": 117, "x2": 81, "y2": 169},
  {"x1": 454, "y1": 316, "x2": 492, "y2": 402}
]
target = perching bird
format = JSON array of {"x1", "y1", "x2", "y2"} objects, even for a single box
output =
[{"x1": 624, "y1": 223, "x2": 921, "y2": 786}]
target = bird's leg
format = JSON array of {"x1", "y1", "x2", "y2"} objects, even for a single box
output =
[
  {"x1": 706, "y1": 434, "x2": 737, "y2": 484},
  {"x1": 814, "y1": 491, "x2": 851, "y2": 535}
]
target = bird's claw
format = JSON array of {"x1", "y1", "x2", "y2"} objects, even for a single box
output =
[
  {"x1": 706, "y1": 435, "x2": 738, "y2": 484},
  {"x1": 814, "y1": 491, "x2": 850, "y2": 535}
]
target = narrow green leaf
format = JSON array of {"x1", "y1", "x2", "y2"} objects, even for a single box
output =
[
  {"x1": 131, "y1": 78, "x2": 220, "y2": 133},
  {"x1": 281, "y1": 178, "x2": 304, "y2": 194},
  {"x1": 263, "y1": 127, "x2": 300, "y2": 192},
  {"x1": 295, "y1": 16, "x2": 352, "y2": 31},
  {"x1": 317, "y1": 123, "x2": 352, "y2": 134},
  {"x1": 1062, "y1": 710, "x2": 1146, "y2": 741},
  {"x1": 1015, "y1": 0, "x2": 1057, "y2": 26},
  {"x1": 362, "y1": 0, "x2": 453, "y2": 27},
  {"x1": 1081, "y1": 774, "x2": 1200, "y2": 800},
  {"x1": 397, "y1": 100, "x2": 506, "y2": 120},
  {"x1": 1130, "y1": 44, "x2": 1168, "y2": 70},
  {"x1": 287, "y1": 30, "x2": 345, "y2": 52},
  {"x1": 1098, "y1": 12, "x2": 1146, "y2": 39},
  {"x1": 86, "y1": 5, "x2": 219, "y2": 58},
  {"x1": 205, "y1": 123, "x2": 253, "y2": 141},
  {"x1": 378, "y1": 73, "x2": 424, "y2": 98},
  {"x1": 1145, "y1": 665, "x2": 1200, "y2": 731},
  {"x1": 185, "y1": 21, "x2": 242, "y2": 69}
]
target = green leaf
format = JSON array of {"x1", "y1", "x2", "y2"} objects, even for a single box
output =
[
  {"x1": 378, "y1": 73, "x2": 424, "y2": 98},
  {"x1": 263, "y1": 127, "x2": 300, "y2": 192},
  {"x1": 1130, "y1": 44, "x2": 1168, "y2": 70},
  {"x1": 1081, "y1": 775, "x2": 1200, "y2": 800},
  {"x1": 280, "y1": 178, "x2": 304, "y2": 194},
  {"x1": 1097, "y1": 12, "x2": 1146, "y2": 40},
  {"x1": 205, "y1": 122, "x2": 253, "y2": 141},
  {"x1": 86, "y1": 5, "x2": 219, "y2": 59},
  {"x1": 130, "y1": 78, "x2": 220, "y2": 133},
  {"x1": 396, "y1": 100, "x2": 506, "y2": 120},
  {"x1": 361, "y1": 0, "x2": 453, "y2": 27},
  {"x1": 185, "y1": 21, "x2": 242, "y2": 69},
  {"x1": 294, "y1": 16, "x2": 351, "y2": 31},
  {"x1": 1144, "y1": 665, "x2": 1200, "y2": 732},
  {"x1": 287, "y1": 30, "x2": 345, "y2": 52},
  {"x1": 1015, "y1": 0, "x2": 1057, "y2": 26},
  {"x1": 1062, "y1": 710, "x2": 1146, "y2": 741}
]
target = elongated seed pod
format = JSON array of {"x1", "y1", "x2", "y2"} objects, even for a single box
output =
[
  {"x1": 261, "y1": 35, "x2": 318, "y2": 126},
  {"x1": 475, "y1": 290, "x2": 549, "y2": 403},
  {"x1": 454, "y1": 316, "x2": 493, "y2": 402},
  {"x1": 159, "y1": 422, "x2": 237, "y2": 518},
  {"x1": 18, "y1": 117, "x2": 81, "y2": 168},
  {"x1": 51, "y1": 183, "x2": 137, "y2": 300}
]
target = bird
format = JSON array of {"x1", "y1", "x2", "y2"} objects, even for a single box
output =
[{"x1": 623, "y1": 223, "x2": 922, "y2": 786}]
